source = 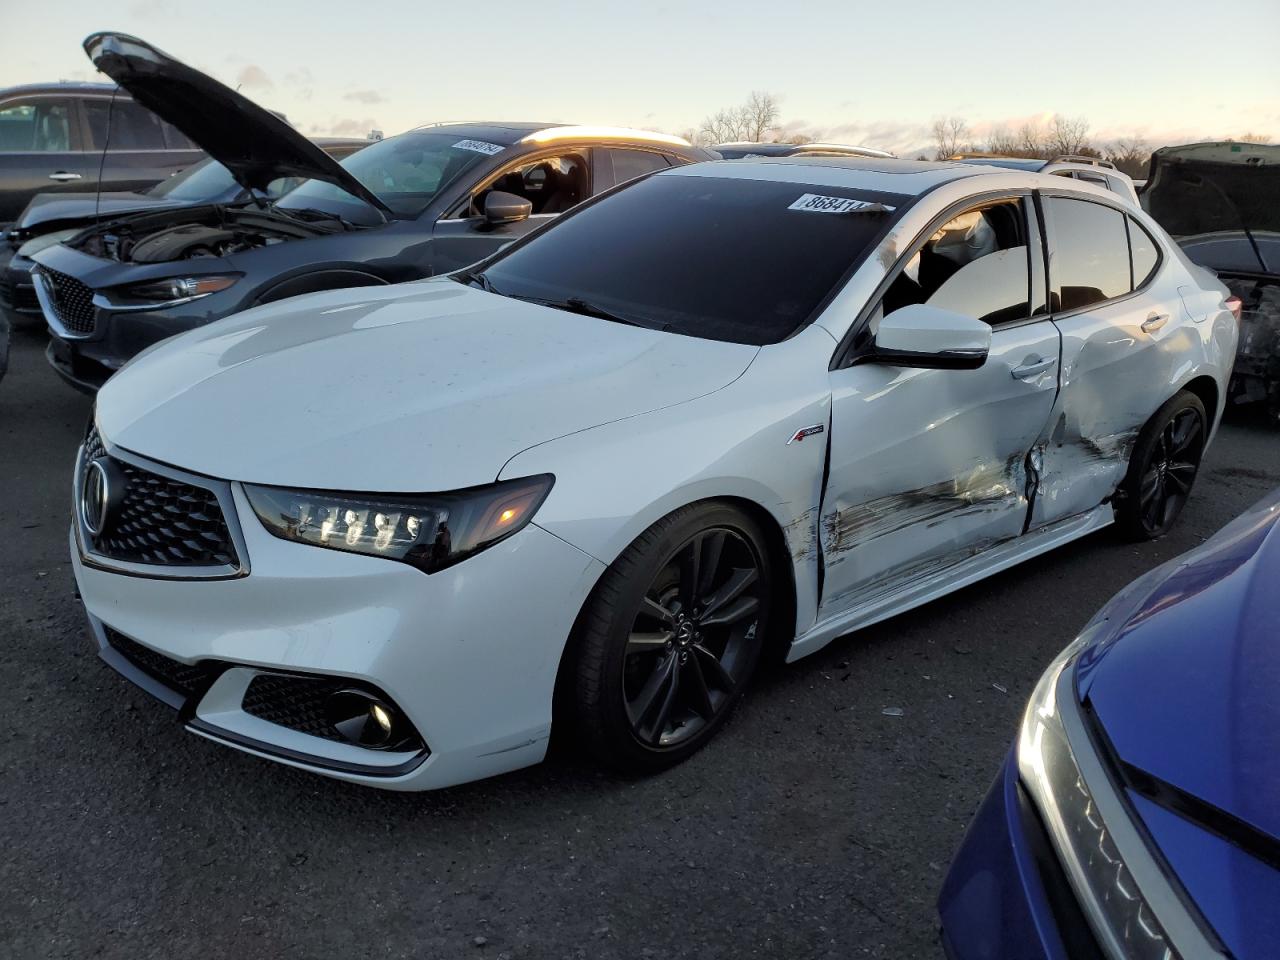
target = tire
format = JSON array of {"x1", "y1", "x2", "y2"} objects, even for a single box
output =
[
  {"x1": 1115, "y1": 390, "x2": 1207, "y2": 541},
  {"x1": 570, "y1": 502, "x2": 775, "y2": 775}
]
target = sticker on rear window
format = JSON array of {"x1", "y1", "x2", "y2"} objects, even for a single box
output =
[
  {"x1": 453, "y1": 139, "x2": 504, "y2": 156},
  {"x1": 788, "y1": 193, "x2": 894, "y2": 214}
]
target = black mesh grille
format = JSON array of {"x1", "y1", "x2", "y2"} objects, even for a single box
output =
[
  {"x1": 242, "y1": 674, "x2": 350, "y2": 741},
  {"x1": 104, "y1": 626, "x2": 212, "y2": 700},
  {"x1": 83, "y1": 427, "x2": 239, "y2": 568},
  {"x1": 41, "y1": 267, "x2": 96, "y2": 334}
]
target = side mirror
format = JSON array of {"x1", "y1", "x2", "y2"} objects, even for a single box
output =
[
  {"x1": 870, "y1": 304, "x2": 991, "y2": 369},
  {"x1": 483, "y1": 190, "x2": 532, "y2": 226}
]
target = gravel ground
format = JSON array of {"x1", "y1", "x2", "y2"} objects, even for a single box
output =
[{"x1": 2, "y1": 320, "x2": 1278, "y2": 960}]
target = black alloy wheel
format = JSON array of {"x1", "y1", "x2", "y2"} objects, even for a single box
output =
[
  {"x1": 1118, "y1": 390, "x2": 1207, "y2": 540},
  {"x1": 569, "y1": 502, "x2": 774, "y2": 774}
]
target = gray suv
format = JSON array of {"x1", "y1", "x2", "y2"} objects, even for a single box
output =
[{"x1": 0, "y1": 81, "x2": 203, "y2": 224}]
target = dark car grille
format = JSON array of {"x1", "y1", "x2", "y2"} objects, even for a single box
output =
[
  {"x1": 83, "y1": 427, "x2": 239, "y2": 568},
  {"x1": 41, "y1": 267, "x2": 96, "y2": 334},
  {"x1": 104, "y1": 626, "x2": 212, "y2": 701},
  {"x1": 242, "y1": 674, "x2": 351, "y2": 741}
]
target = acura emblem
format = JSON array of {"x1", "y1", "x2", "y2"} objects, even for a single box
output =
[{"x1": 81, "y1": 459, "x2": 112, "y2": 536}]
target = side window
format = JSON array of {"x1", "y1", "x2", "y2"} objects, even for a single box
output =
[
  {"x1": 465, "y1": 152, "x2": 589, "y2": 217},
  {"x1": 0, "y1": 98, "x2": 74, "y2": 152},
  {"x1": 84, "y1": 99, "x2": 168, "y2": 151},
  {"x1": 162, "y1": 124, "x2": 196, "y2": 150},
  {"x1": 880, "y1": 199, "x2": 1032, "y2": 326},
  {"x1": 608, "y1": 148, "x2": 669, "y2": 185},
  {"x1": 1128, "y1": 216, "x2": 1160, "y2": 288},
  {"x1": 1044, "y1": 197, "x2": 1130, "y2": 312}
]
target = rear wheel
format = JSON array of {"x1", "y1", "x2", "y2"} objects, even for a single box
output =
[
  {"x1": 570, "y1": 503, "x2": 773, "y2": 774},
  {"x1": 1115, "y1": 390, "x2": 1207, "y2": 540}
]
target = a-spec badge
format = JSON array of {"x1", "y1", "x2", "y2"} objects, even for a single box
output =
[{"x1": 787, "y1": 424, "x2": 826, "y2": 445}]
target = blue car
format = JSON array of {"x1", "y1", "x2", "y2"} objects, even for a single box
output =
[{"x1": 939, "y1": 488, "x2": 1280, "y2": 960}]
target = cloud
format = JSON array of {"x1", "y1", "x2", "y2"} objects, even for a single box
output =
[
  {"x1": 235, "y1": 64, "x2": 273, "y2": 90},
  {"x1": 310, "y1": 117, "x2": 379, "y2": 138},
  {"x1": 344, "y1": 90, "x2": 385, "y2": 105}
]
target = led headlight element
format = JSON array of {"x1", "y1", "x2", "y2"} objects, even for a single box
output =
[{"x1": 244, "y1": 475, "x2": 554, "y2": 573}]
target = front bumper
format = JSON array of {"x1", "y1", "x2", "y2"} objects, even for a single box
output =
[{"x1": 71, "y1": 461, "x2": 605, "y2": 790}]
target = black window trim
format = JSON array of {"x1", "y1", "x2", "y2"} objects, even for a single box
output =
[
  {"x1": 831, "y1": 187, "x2": 1042, "y2": 371},
  {"x1": 1037, "y1": 189, "x2": 1165, "y2": 323},
  {"x1": 440, "y1": 143, "x2": 597, "y2": 221}
]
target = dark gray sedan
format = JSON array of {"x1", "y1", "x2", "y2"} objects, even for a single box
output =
[{"x1": 34, "y1": 33, "x2": 712, "y2": 393}]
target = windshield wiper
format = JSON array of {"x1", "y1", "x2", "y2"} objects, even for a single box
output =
[
  {"x1": 279, "y1": 206, "x2": 358, "y2": 230},
  {"x1": 454, "y1": 269, "x2": 498, "y2": 294},
  {"x1": 516, "y1": 295, "x2": 661, "y2": 330}
]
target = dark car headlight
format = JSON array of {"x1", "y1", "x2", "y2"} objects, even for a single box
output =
[
  {"x1": 243, "y1": 475, "x2": 554, "y2": 573},
  {"x1": 122, "y1": 275, "x2": 239, "y2": 304}
]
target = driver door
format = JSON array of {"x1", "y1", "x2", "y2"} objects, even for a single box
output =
[
  {"x1": 817, "y1": 195, "x2": 1061, "y2": 622},
  {"x1": 430, "y1": 150, "x2": 592, "y2": 273}
]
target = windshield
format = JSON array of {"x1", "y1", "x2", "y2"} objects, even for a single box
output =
[
  {"x1": 147, "y1": 158, "x2": 239, "y2": 201},
  {"x1": 276, "y1": 131, "x2": 498, "y2": 220},
  {"x1": 474, "y1": 174, "x2": 905, "y2": 345}
]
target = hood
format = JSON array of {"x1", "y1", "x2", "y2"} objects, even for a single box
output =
[
  {"x1": 1077, "y1": 489, "x2": 1280, "y2": 842},
  {"x1": 83, "y1": 32, "x2": 390, "y2": 217},
  {"x1": 1143, "y1": 141, "x2": 1280, "y2": 275},
  {"x1": 9, "y1": 191, "x2": 178, "y2": 241},
  {"x1": 96, "y1": 279, "x2": 757, "y2": 492}
]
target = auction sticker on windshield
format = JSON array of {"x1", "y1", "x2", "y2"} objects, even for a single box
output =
[
  {"x1": 453, "y1": 139, "x2": 505, "y2": 156},
  {"x1": 788, "y1": 193, "x2": 893, "y2": 214}
]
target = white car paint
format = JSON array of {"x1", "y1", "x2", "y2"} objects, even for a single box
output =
[{"x1": 74, "y1": 158, "x2": 1237, "y2": 789}]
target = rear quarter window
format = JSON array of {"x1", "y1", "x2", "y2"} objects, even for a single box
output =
[{"x1": 1045, "y1": 196, "x2": 1131, "y2": 312}]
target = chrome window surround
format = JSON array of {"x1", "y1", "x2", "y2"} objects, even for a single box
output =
[
  {"x1": 72, "y1": 430, "x2": 251, "y2": 581},
  {"x1": 1030, "y1": 662, "x2": 1226, "y2": 960}
]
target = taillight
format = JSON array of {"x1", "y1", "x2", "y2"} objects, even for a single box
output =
[{"x1": 1225, "y1": 295, "x2": 1243, "y2": 323}]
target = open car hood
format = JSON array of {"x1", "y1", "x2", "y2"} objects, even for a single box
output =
[
  {"x1": 1142, "y1": 141, "x2": 1280, "y2": 275},
  {"x1": 84, "y1": 32, "x2": 391, "y2": 217}
]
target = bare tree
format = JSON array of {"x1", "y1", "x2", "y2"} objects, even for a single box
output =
[
  {"x1": 698, "y1": 91, "x2": 781, "y2": 145},
  {"x1": 1017, "y1": 121, "x2": 1047, "y2": 158},
  {"x1": 1048, "y1": 115, "x2": 1092, "y2": 156},
  {"x1": 1104, "y1": 137, "x2": 1150, "y2": 178},
  {"x1": 1237, "y1": 132, "x2": 1273, "y2": 143},
  {"x1": 985, "y1": 125, "x2": 1020, "y2": 157},
  {"x1": 742, "y1": 91, "x2": 781, "y2": 142},
  {"x1": 931, "y1": 116, "x2": 969, "y2": 159}
]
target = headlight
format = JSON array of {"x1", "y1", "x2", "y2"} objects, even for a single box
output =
[
  {"x1": 1018, "y1": 635, "x2": 1190, "y2": 960},
  {"x1": 243, "y1": 475, "x2": 554, "y2": 573},
  {"x1": 17, "y1": 227, "x2": 80, "y2": 258},
  {"x1": 122, "y1": 275, "x2": 239, "y2": 303}
]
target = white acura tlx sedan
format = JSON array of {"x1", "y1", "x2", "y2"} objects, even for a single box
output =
[{"x1": 72, "y1": 157, "x2": 1238, "y2": 790}]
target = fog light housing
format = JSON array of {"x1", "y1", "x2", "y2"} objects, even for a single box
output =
[{"x1": 325, "y1": 689, "x2": 409, "y2": 749}]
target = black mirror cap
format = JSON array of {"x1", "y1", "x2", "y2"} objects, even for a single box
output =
[{"x1": 484, "y1": 190, "x2": 533, "y2": 225}]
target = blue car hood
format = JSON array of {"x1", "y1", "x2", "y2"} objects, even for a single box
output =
[{"x1": 1076, "y1": 490, "x2": 1280, "y2": 954}]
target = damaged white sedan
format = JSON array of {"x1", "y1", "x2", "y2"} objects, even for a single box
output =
[{"x1": 73, "y1": 157, "x2": 1237, "y2": 789}]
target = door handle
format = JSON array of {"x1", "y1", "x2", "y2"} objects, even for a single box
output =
[
  {"x1": 1011, "y1": 356, "x2": 1057, "y2": 380},
  {"x1": 48, "y1": 171, "x2": 83, "y2": 182},
  {"x1": 1141, "y1": 313, "x2": 1169, "y2": 333}
]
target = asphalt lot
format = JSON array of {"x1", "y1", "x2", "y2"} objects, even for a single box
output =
[{"x1": 2, "y1": 318, "x2": 1278, "y2": 960}]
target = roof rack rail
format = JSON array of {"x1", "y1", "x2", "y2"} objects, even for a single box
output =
[{"x1": 1051, "y1": 155, "x2": 1117, "y2": 170}]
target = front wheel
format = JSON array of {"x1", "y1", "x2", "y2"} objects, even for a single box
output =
[
  {"x1": 569, "y1": 503, "x2": 774, "y2": 775},
  {"x1": 1115, "y1": 390, "x2": 1207, "y2": 540}
]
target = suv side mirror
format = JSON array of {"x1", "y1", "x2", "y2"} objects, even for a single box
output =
[
  {"x1": 870, "y1": 304, "x2": 991, "y2": 369},
  {"x1": 484, "y1": 190, "x2": 532, "y2": 226}
]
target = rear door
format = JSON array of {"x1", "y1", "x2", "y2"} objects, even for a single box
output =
[
  {"x1": 0, "y1": 94, "x2": 97, "y2": 222},
  {"x1": 819, "y1": 194, "x2": 1061, "y2": 620},
  {"x1": 430, "y1": 147, "x2": 595, "y2": 273},
  {"x1": 1031, "y1": 194, "x2": 1182, "y2": 526}
]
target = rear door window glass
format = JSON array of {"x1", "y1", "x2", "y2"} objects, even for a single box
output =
[
  {"x1": 1045, "y1": 197, "x2": 1131, "y2": 311},
  {"x1": 84, "y1": 99, "x2": 168, "y2": 150},
  {"x1": 0, "y1": 99, "x2": 74, "y2": 151},
  {"x1": 608, "y1": 149, "x2": 669, "y2": 185}
]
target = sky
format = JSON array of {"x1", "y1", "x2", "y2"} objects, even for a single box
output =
[{"x1": 2, "y1": 0, "x2": 1277, "y2": 156}]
